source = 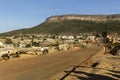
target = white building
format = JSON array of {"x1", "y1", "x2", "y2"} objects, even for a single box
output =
[{"x1": 0, "y1": 42, "x2": 3, "y2": 46}]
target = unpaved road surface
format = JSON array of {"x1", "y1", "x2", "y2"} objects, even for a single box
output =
[{"x1": 0, "y1": 45, "x2": 100, "y2": 80}]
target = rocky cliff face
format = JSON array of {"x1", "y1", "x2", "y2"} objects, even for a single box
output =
[{"x1": 46, "y1": 14, "x2": 120, "y2": 22}]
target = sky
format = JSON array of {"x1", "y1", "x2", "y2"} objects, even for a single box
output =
[{"x1": 0, "y1": 0, "x2": 120, "y2": 33}]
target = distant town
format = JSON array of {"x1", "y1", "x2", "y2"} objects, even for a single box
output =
[{"x1": 0, "y1": 32, "x2": 120, "y2": 60}]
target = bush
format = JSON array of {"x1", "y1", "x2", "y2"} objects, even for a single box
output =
[
  {"x1": 5, "y1": 38, "x2": 13, "y2": 44},
  {"x1": 25, "y1": 44, "x2": 31, "y2": 48}
]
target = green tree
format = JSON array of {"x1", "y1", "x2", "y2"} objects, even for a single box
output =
[{"x1": 5, "y1": 38, "x2": 13, "y2": 44}]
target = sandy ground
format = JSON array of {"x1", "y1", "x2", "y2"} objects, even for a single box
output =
[
  {"x1": 0, "y1": 44, "x2": 100, "y2": 80},
  {"x1": 1, "y1": 44, "x2": 119, "y2": 80},
  {"x1": 64, "y1": 49, "x2": 120, "y2": 80}
]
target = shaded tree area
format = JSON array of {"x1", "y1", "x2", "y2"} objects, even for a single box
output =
[{"x1": 63, "y1": 66, "x2": 120, "y2": 80}]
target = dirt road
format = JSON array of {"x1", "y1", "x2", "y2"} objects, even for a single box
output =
[{"x1": 0, "y1": 45, "x2": 100, "y2": 80}]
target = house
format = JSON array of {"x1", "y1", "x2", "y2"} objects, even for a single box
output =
[
  {"x1": 61, "y1": 36, "x2": 74, "y2": 40},
  {"x1": 0, "y1": 42, "x2": 5, "y2": 48},
  {"x1": 0, "y1": 42, "x2": 3, "y2": 46},
  {"x1": 86, "y1": 35, "x2": 95, "y2": 41}
]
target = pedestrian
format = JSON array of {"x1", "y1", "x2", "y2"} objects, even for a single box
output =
[{"x1": 40, "y1": 47, "x2": 44, "y2": 55}]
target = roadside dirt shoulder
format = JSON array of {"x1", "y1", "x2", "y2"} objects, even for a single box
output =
[{"x1": 64, "y1": 50, "x2": 120, "y2": 80}]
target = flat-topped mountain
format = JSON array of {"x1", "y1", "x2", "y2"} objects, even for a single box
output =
[
  {"x1": 1, "y1": 14, "x2": 120, "y2": 36},
  {"x1": 46, "y1": 14, "x2": 120, "y2": 22}
]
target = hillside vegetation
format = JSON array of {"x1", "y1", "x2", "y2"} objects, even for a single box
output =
[{"x1": 1, "y1": 14, "x2": 120, "y2": 36}]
